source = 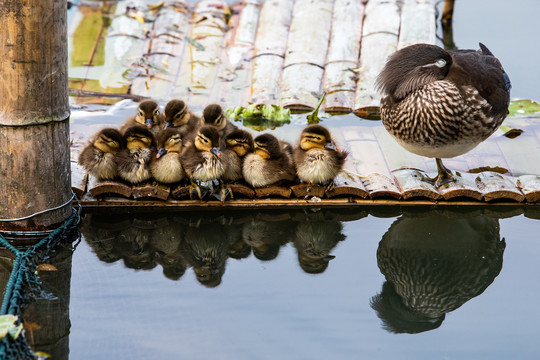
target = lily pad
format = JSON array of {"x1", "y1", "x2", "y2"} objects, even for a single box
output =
[
  {"x1": 508, "y1": 99, "x2": 540, "y2": 117},
  {"x1": 225, "y1": 104, "x2": 291, "y2": 122}
]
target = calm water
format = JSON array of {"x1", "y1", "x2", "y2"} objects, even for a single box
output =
[{"x1": 62, "y1": 207, "x2": 538, "y2": 359}]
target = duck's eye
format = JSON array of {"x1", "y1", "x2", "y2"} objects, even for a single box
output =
[
  {"x1": 175, "y1": 112, "x2": 182, "y2": 119},
  {"x1": 138, "y1": 110, "x2": 144, "y2": 117},
  {"x1": 154, "y1": 109, "x2": 159, "y2": 115},
  {"x1": 315, "y1": 137, "x2": 322, "y2": 141}
]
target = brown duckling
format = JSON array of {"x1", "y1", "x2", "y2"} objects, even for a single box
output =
[
  {"x1": 162, "y1": 99, "x2": 200, "y2": 142},
  {"x1": 119, "y1": 99, "x2": 163, "y2": 136},
  {"x1": 78, "y1": 128, "x2": 124, "y2": 180},
  {"x1": 222, "y1": 129, "x2": 254, "y2": 182},
  {"x1": 242, "y1": 133, "x2": 296, "y2": 188},
  {"x1": 150, "y1": 128, "x2": 185, "y2": 184},
  {"x1": 201, "y1": 103, "x2": 237, "y2": 139},
  {"x1": 115, "y1": 125, "x2": 156, "y2": 184},
  {"x1": 293, "y1": 124, "x2": 348, "y2": 189},
  {"x1": 181, "y1": 125, "x2": 225, "y2": 199}
]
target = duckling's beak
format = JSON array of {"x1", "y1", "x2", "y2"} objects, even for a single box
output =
[
  {"x1": 324, "y1": 142, "x2": 337, "y2": 151},
  {"x1": 211, "y1": 147, "x2": 222, "y2": 158},
  {"x1": 163, "y1": 121, "x2": 172, "y2": 129},
  {"x1": 156, "y1": 148, "x2": 167, "y2": 158},
  {"x1": 145, "y1": 118, "x2": 154, "y2": 128},
  {"x1": 324, "y1": 255, "x2": 336, "y2": 262}
]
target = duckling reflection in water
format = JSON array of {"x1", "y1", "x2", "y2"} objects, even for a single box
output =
[
  {"x1": 293, "y1": 221, "x2": 346, "y2": 274},
  {"x1": 78, "y1": 128, "x2": 124, "y2": 180},
  {"x1": 371, "y1": 210, "x2": 505, "y2": 333},
  {"x1": 294, "y1": 125, "x2": 348, "y2": 191},
  {"x1": 150, "y1": 218, "x2": 187, "y2": 281},
  {"x1": 182, "y1": 223, "x2": 229, "y2": 287},
  {"x1": 242, "y1": 215, "x2": 295, "y2": 261},
  {"x1": 115, "y1": 126, "x2": 156, "y2": 184},
  {"x1": 120, "y1": 99, "x2": 164, "y2": 136}
]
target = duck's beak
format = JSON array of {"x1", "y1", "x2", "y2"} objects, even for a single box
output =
[
  {"x1": 145, "y1": 118, "x2": 154, "y2": 128},
  {"x1": 324, "y1": 142, "x2": 337, "y2": 151},
  {"x1": 163, "y1": 121, "x2": 171, "y2": 129},
  {"x1": 211, "y1": 147, "x2": 222, "y2": 158},
  {"x1": 156, "y1": 148, "x2": 167, "y2": 158}
]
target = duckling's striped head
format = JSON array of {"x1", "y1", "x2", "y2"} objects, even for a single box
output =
[
  {"x1": 195, "y1": 125, "x2": 221, "y2": 157},
  {"x1": 225, "y1": 129, "x2": 254, "y2": 157},
  {"x1": 299, "y1": 124, "x2": 338, "y2": 151},
  {"x1": 376, "y1": 44, "x2": 452, "y2": 102},
  {"x1": 201, "y1": 104, "x2": 226, "y2": 131},
  {"x1": 156, "y1": 128, "x2": 182, "y2": 158},
  {"x1": 164, "y1": 99, "x2": 189, "y2": 129},
  {"x1": 124, "y1": 125, "x2": 156, "y2": 151},
  {"x1": 93, "y1": 128, "x2": 124, "y2": 154},
  {"x1": 254, "y1": 133, "x2": 281, "y2": 159},
  {"x1": 135, "y1": 99, "x2": 160, "y2": 129}
]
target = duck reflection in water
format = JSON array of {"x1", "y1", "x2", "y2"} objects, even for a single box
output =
[
  {"x1": 242, "y1": 213, "x2": 296, "y2": 261},
  {"x1": 292, "y1": 219, "x2": 346, "y2": 274},
  {"x1": 371, "y1": 210, "x2": 505, "y2": 333}
]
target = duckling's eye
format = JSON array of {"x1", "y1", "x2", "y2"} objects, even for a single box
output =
[
  {"x1": 175, "y1": 112, "x2": 182, "y2": 119},
  {"x1": 138, "y1": 110, "x2": 144, "y2": 117},
  {"x1": 154, "y1": 109, "x2": 159, "y2": 115},
  {"x1": 315, "y1": 137, "x2": 322, "y2": 141},
  {"x1": 201, "y1": 137, "x2": 209, "y2": 143}
]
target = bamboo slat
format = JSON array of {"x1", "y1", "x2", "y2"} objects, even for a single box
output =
[
  {"x1": 171, "y1": 0, "x2": 228, "y2": 109},
  {"x1": 255, "y1": 185, "x2": 292, "y2": 198},
  {"x1": 392, "y1": 169, "x2": 441, "y2": 200},
  {"x1": 250, "y1": 0, "x2": 294, "y2": 104},
  {"x1": 322, "y1": 0, "x2": 365, "y2": 112},
  {"x1": 88, "y1": 176, "x2": 133, "y2": 198},
  {"x1": 475, "y1": 172, "x2": 525, "y2": 202},
  {"x1": 130, "y1": 1, "x2": 192, "y2": 100},
  {"x1": 71, "y1": 162, "x2": 88, "y2": 198},
  {"x1": 437, "y1": 172, "x2": 483, "y2": 201},
  {"x1": 279, "y1": 0, "x2": 334, "y2": 110},
  {"x1": 211, "y1": 0, "x2": 261, "y2": 107},
  {"x1": 353, "y1": 0, "x2": 401, "y2": 116},
  {"x1": 132, "y1": 183, "x2": 171, "y2": 200},
  {"x1": 291, "y1": 184, "x2": 326, "y2": 198},
  {"x1": 517, "y1": 175, "x2": 540, "y2": 203},
  {"x1": 327, "y1": 169, "x2": 370, "y2": 199},
  {"x1": 397, "y1": 0, "x2": 437, "y2": 50}
]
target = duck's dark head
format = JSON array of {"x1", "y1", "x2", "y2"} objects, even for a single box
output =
[
  {"x1": 164, "y1": 99, "x2": 189, "y2": 129},
  {"x1": 376, "y1": 44, "x2": 452, "y2": 102},
  {"x1": 254, "y1": 133, "x2": 281, "y2": 159},
  {"x1": 299, "y1": 124, "x2": 338, "y2": 151},
  {"x1": 225, "y1": 129, "x2": 254, "y2": 157},
  {"x1": 124, "y1": 125, "x2": 156, "y2": 150},
  {"x1": 94, "y1": 128, "x2": 124, "y2": 154},
  {"x1": 156, "y1": 128, "x2": 182, "y2": 158},
  {"x1": 136, "y1": 99, "x2": 160, "y2": 129},
  {"x1": 195, "y1": 125, "x2": 221, "y2": 157},
  {"x1": 201, "y1": 104, "x2": 226, "y2": 131}
]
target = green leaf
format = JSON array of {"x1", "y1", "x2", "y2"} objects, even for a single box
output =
[
  {"x1": 508, "y1": 99, "x2": 540, "y2": 117},
  {"x1": 307, "y1": 93, "x2": 326, "y2": 124},
  {"x1": 0, "y1": 315, "x2": 18, "y2": 340},
  {"x1": 9, "y1": 324, "x2": 23, "y2": 340},
  {"x1": 185, "y1": 37, "x2": 205, "y2": 51}
]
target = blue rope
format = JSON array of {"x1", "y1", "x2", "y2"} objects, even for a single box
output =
[{"x1": 0, "y1": 208, "x2": 80, "y2": 359}]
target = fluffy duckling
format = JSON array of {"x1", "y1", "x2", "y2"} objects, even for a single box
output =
[
  {"x1": 115, "y1": 126, "x2": 156, "y2": 184},
  {"x1": 376, "y1": 43, "x2": 511, "y2": 186},
  {"x1": 242, "y1": 133, "x2": 296, "y2": 188},
  {"x1": 222, "y1": 129, "x2": 254, "y2": 182},
  {"x1": 120, "y1": 99, "x2": 163, "y2": 136},
  {"x1": 201, "y1": 103, "x2": 237, "y2": 139},
  {"x1": 150, "y1": 128, "x2": 185, "y2": 184},
  {"x1": 294, "y1": 125, "x2": 348, "y2": 189},
  {"x1": 181, "y1": 125, "x2": 225, "y2": 199},
  {"x1": 162, "y1": 99, "x2": 200, "y2": 141},
  {"x1": 78, "y1": 128, "x2": 124, "y2": 180}
]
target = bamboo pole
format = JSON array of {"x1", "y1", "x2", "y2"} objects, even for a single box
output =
[{"x1": 0, "y1": 0, "x2": 72, "y2": 231}]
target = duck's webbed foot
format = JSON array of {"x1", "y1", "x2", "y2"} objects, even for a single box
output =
[
  {"x1": 323, "y1": 179, "x2": 335, "y2": 192},
  {"x1": 189, "y1": 180, "x2": 204, "y2": 200},
  {"x1": 211, "y1": 180, "x2": 232, "y2": 202},
  {"x1": 422, "y1": 159, "x2": 456, "y2": 187}
]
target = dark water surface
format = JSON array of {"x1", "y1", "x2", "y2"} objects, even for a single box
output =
[{"x1": 63, "y1": 207, "x2": 540, "y2": 360}]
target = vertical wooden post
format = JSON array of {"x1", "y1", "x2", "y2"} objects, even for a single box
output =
[{"x1": 0, "y1": 0, "x2": 71, "y2": 231}]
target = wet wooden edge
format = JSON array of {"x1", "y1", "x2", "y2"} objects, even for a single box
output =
[
  {"x1": 88, "y1": 175, "x2": 132, "y2": 198},
  {"x1": 517, "y1": 175, "x2": 540, "y2": 203},
  {"x1": 254, "y1": 185, "x2": 292, "y2": 198},
  {"x1": 291, "y1": 183, "x2": 325, "y2": 198},
  {"x1": 132, "y1": 182, "x2": 171, "y2": 200}
]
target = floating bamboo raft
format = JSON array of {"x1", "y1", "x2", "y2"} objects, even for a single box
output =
[
  {"x1": 68, "y1": 0, "x2": 540, "y2": 208},
  {"x1": 68, "y1": 0, "x2": 437, "y2": 113}
]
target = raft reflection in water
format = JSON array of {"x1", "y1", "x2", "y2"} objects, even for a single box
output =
[
  {"x1": 371, "y1": 210, "x2": 506, "y2": 334},
  {"x1": 80, "y1": 210, "x2": 356, "y2": 286}
]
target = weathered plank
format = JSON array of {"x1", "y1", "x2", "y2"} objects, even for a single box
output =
[
  {"x1": 517, "y1": 175, "x2": 540, "y2": 203},
  {"x1": 250, "y1": 0, "x2": 294, "y2": 104},
  {"x1": 322, "y1": 0, "x2": 365, "y2": 112},
  {"x1": 291, "y1": 184, "x2": 326, "y2": 198},
  {"x1": 475, "y1": 172, "x2": 525, "y2": 202},
  {"x1": 132, "y1": 183, "x2": 171, "y2": 200},
  {"x1": 397, "y1": 0, "x2": 437, "y2": 49},
  {"x1": 88, "y1": 176, "x2": 133, "y2": 198},
  {"x1": 392, "y1": 169, "x2": 441, "y2": 200},
  {"x1": 327, "y1": 169, "x2": 370, "y2": 199},
  {"x1": 437, "y1": 172, "x2": 483, "y2": 201},
  {"x1": 353, "y1": 0, "x2": 400, "y2": 116},
  {"x1": 71, "y1": 162, "x2": 88, "y2": 198},
  {"x1": 254, "y1": 185, "x2": 292, "y2": 198},
  {"x1": 279, "y1": 0, "x2": 334, "y2": 110}
]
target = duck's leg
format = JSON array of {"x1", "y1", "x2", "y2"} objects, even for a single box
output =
[
  {"x1": 189, "y1": 179, "x2": 203, "y2": 200},
  {"x1": 323, "y1": 179, "x2": 335, "y2": 192},
  {"x1": 434, "y1": 158, "x2": 455, "y2": 187}
]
